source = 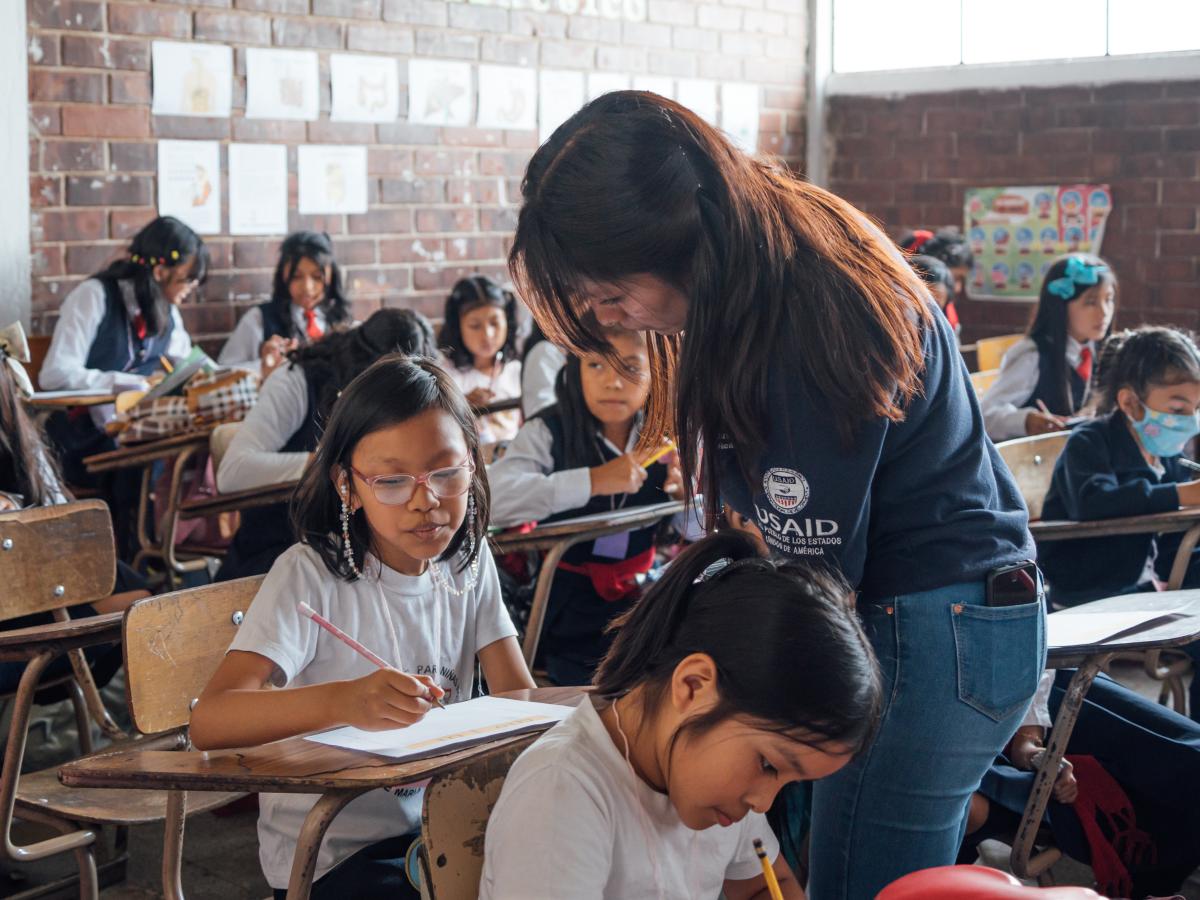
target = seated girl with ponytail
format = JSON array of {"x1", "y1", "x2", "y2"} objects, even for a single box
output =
[{"x1": 481, "y1": 530, "x2": 882, "y2": 900}]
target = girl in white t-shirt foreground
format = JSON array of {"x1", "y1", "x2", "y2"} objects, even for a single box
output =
[
  {"x1": 481, "y1": 530, "x2": 882, "y2": 900},
  {"x1": 191, "y1": 355, "x2": 535, "y2": 899}
]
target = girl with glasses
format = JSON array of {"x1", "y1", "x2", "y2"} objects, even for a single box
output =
[{"x1": 192, "y1": 354, "x2": 535, "y2": 900}]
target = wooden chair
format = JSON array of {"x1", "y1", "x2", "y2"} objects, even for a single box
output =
[
  {"x1": 26, "y1": 335, "x2": 52, "y2": 389},
  {"x1": 418, "y1": 736, "x2": 536, "y2": 900},
  {"x1": 976, "y1": 332, "x2": 1024, "y2": 372},
  {"x1": 996, "y1": 433, "x2": 1070, "y2": 522},
  {"x1": 968, "y1": 368, "x2": 1000, "y2": 396},
  {"x1": 0, "y1": 501, "x2": 130, "y2": 897},
  {"x1": 118, "y1": 576, "x2": 263, "y2": 900}
]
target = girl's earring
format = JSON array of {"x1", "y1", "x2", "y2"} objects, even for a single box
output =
[
  {"x1": 464, "y1": 492, "x2": 477, "y2": 559},
  {"x1": 340, "y1": 490, "x2": 361, "y2": 579}
]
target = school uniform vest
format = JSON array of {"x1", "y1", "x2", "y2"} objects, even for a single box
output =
[
  {"x1": 217, "y1": 366, "x2": 323, "y2": 581},
  {"x1": 258, "y1": 301, "x2": 293, "y2": 344},
  {"x1": 1023, "y1": 336, "x2": 1088, "y2": 417},
  {"x1": 85, "y1": 278, "x2": 175, "y2": 376}
]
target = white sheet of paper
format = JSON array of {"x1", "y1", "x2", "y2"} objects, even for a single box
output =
[
  {"x1": 307, "y1": 696, "x2": 574, "y2": 760},
  {"x1": 28, "y1": 389, "x2": 114, "y2": 400},
  {"x1": 587, "y1": 72, "x2": 631, "y2": 102},
  {"x1": 151, "y1": 41, "x2": 232, "y2": 118},
  {"x1": 246, "y1": 48, "x2": 319, "y2": 121},
  {"x1": 477, "y1": 64, "x2": 537, "y2": 131},
  {"x1": 228, "y1": 143, "x2": 288, "y2": 236},
  {"x1": 331, "y1": 53, "x2": 400, "y2": 124},
  {"x1": 721, "y1": 82, "x2": 760, "y2": 154},
  {"x1": 298, "y1": 145, "x2": 368, "y2": 215},
  {"x1": 676, "y1": 78, "x2": 718, "y2": 124},
  {"x1": 633, "y1": 75, "x2": 675, "y2": 100},
  {"x1": 538, "y1": 69, "x2": 585, "y2": 143},
  {"x1": 157, "y1": 139, "x2": 221, "y2": 234},
  {"x1": 408, "y1": 59, "x2": 473, "y2": 127},
  {"x1": 1047, "y1": 609, "x2": 1186, "y2": 648}
]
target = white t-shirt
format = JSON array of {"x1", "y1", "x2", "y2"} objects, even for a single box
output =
[
  {"x1": 228, "y1": 541, "x2": 518, "y2": 889},
  {"x1": 480, "y1": 698, "x2": 780, "y2": 900},
  {"x1": 443, "y1": 356, "x2": 523, "y2": 443}
]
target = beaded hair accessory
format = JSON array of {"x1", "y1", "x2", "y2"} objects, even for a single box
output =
[{"x1": 130, "y1": 249, "x2": 182, "y2": 266}]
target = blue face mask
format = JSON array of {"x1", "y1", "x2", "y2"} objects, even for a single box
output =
[{"x1": 1128, "y1": 402, "x2": 1200, "y2": 459}]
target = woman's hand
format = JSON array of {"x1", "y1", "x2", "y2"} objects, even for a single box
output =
[
  {"x1": 466, "y1": 387, "x2": 495, "y2": 408},
  {"x1": 590, "y1": 454, "x2": 648, "y2": 496},
  {"x1": 662, "y1": 455, "x2": 684, "y2": 497},
  {"x1": 260, "y1": 335, "x2": 297, "y2": 379},
  {"x1": 1025, "y1": 409, "x2": 1068, "y2": 436}
]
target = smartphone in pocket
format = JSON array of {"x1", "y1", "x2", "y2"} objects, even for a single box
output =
[{"x1": 986, "y1": 561, "x2": 1040, "y2": 608}]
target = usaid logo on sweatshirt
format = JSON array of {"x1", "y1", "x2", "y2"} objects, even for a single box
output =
[{"x1": 763, "y1": 467, "x2": 810, "y2": 514}]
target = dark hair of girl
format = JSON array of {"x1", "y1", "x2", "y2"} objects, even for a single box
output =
[
  {"x1": 438, "y1": 276, "x2": 520, "y2": 370},
  {"x1": 94, "y1": 216, "x2": 209, "y2": 337},
  {"x1": 0, "y1": 360, "x2": 64, "y2": 508},
  {"x1": 1094, "y1": 326, "x2": 1200, "y2": 415},
  {"x1": 542, "y1": 316, "x2": 647, "y2": 469},
  {"x1": 899, "y1": 228, "x2": 973, "y2": 271},
  {"x1": 1027, "y1": 253, "x2": 1117, "y2": 415},
  {"x1": 268, "y1": 231, "x2": 352, "y2": 340},
  {"x1": 291, "y1": 354, "x2": 489, "y2": 581},
  {"x1": 286, "y1": 308, "x2": 437, "y2": 424},
  {"x1": 595, "y1": 530, "x2": 881, "y2": 752},
  {"x1": 509, "y1": 91, "x2": 931, "y2": 527},
  {"x1": 908, "y1": 255, "x2": 955, "y2": 294}
]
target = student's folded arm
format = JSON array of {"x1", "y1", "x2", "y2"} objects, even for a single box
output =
[
  {"x1": 487, "y1": 419, "x2": 591, "y2": 526},
  {"x1": 1063, "y1": 436, "x2": 1181, "y2": 520},
  {"x1": 166, "y1": 307, "x2": 192, "y2": 358},
  {"x1": 980, "y1": 342, "x2": 1039, "y2": 442},
  {"x1": 216, "y1": 364, "x2": 312, "y2": 492}
]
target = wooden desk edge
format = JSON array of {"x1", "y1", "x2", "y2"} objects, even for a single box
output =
[{"x1": 1031, "y1": 510, "x2": 1200, "y2": 541}]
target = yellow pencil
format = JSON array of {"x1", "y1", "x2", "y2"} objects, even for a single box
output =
[
  {"x1": 641, "y1": 442, "x2": 677, "y2": 469},
  {"x1": 753, "y1": 838, "x2": 784, "y2": 900},
  {"x1": 159, "y1": 355, "x2": 174, "y2": 374}
]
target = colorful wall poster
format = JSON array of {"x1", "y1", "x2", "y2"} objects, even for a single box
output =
[{"x1": 963, "y1": 184, "x2": 1113, "y2": 301}]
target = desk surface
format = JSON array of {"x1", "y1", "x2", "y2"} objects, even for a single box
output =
[
  {"x1": 1047, "y1": 589, "x2": 1200, "y2": 663},
  {"x1": 491, "y1": 501, "x2": 683, "y2": 553},
  {"x1": 25, "y1": 392, "x2": 117, "y2": 409},
  {"x1": 1031, "y1": 507, "x2": 1200, "y2": 541},
  {"x1": 60, "y1": 687, "x2": 585, "y2": 795},
  {"x1": 83, "y1": 428, "x2": 214, "y2": 474}
]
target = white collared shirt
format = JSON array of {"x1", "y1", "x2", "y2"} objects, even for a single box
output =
[
  {"x1": 980, "y1": 336, "x2": 1093, "y2": 442},
  {"x1": 216, "y1": 363, "x2": 313, "y2": 492},
  {"x1": 218, "y1": 304, "x2": 329, "y2": 370}
]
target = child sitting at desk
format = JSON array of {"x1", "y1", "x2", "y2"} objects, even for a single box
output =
[
  {"x1": 488, "y1": 318, "x2": 681, "y2": 684},
  {"x1": 192, "y1": 355, "x2": 534, "y2": 900},
  {"x1": 1039, "y1": 325, "x2": 1200, "y2": 719},
  {"x1": 481, "y1": 530, "x2": 881, "y2": 899}
]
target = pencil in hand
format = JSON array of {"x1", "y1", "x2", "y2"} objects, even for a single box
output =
[{"x1": 753, "y1": 838, "x2": 784, "y2": 900}]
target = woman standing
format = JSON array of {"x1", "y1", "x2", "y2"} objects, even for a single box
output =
[{"x1": 508, "y1": 91, "x2": 1042, "y2": 898}]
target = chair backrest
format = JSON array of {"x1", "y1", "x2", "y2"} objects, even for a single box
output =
[
  {"x1": 420, "y1": 736, "x2": 536, "y2": 900},
  {"x1": 122, "y1": 576, "x2": 264, "y2": 735},
  {"x1": 209, "y1": 422, "x2": 241, "y2": 477},
  {"x1": 970, "y1": 368, "x2": 1000, "y2": 396},
  {"x1": 976, "y1": 333, "x2": 1024, "y2": 372},
  {"x1": 26, "y1": 334, "x2": 52, "y2": 389},
  {"x1": 0, "y1": 500, "x2": 114, "y2": 622},
  {"x1": 996, "y1": 433, "x2": 1070, "y2": 521}
]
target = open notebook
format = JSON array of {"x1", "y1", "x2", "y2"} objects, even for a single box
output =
[{"x1": 307, "y1": 695, "x2": 576, "y2": 762}]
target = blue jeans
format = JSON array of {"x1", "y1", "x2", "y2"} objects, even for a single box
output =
[{"x1": 807, "y1": 581, "x2": 1046, "y2": 900}]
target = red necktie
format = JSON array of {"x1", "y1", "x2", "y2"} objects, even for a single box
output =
[
  {"x1": 132, "y1": 312, "x2": 147, "y2": 341},
  {"x1": 1076, "y1": 346, "x2": 1093, "y2": 382},
  {"x1": 303, "y1": 309, "x2": 322, "y2": 341}
]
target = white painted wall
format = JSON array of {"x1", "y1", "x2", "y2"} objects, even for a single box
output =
[{"x1": 0, "y1": 3, "x2": 30, "y2": 328}]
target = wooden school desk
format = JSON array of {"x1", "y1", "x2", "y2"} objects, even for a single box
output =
[
  {"x1": 490, "y1": 500, "x2": 685, "y2": 667},
  {"x1": 1010, "y1": 589, "x2": 1200, "y2": 882},
  {"x1": 59, "y1": 687, "x2": 585, "y2": 900},
  {"x1": 24, "y1": 391, "x2": 118, "y2": 410}
]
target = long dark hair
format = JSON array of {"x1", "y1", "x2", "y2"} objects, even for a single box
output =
[
  {"x1": 1094, "y1": 326, "x2": 1200, "y2": 415},
  {"x1": 1027, "y1": 253, "x2": 1117, "y2": 414},
  {"x1": 509, "y1": 91, "x2": 930, "y2": 526},
  {"x1": 438, "y1": 275, "x2": 520, "y2": 370},
  {"x1": 544, "y1": 318, "x2": 647, "y2": 469},
  {"x1": 290, "y1": 355, "x2": 489, "y2": 581},
  {"x1": 94, "y1": 216, "x2": 209, "y2": 337},
  {"x1": 595, "y1": 530, "x2": 881, "y2": 752},
  {"x1": 268, "y1": 231, "x2": 351, "y2": 340},
  {"x1": 0, "y1": 359, "x2": 63, "y2": 507},
  {"x1": 287, "y1": 307, "x2": 437, "y2": 424}
]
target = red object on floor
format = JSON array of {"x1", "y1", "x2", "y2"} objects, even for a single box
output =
[{"x1": 876, "y1": 866, "x2": 1105, "y2": 899}]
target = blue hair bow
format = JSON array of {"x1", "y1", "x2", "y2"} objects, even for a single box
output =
[{"x1": 1046, "y1": 256, "x2": 1107, "y2": 300}]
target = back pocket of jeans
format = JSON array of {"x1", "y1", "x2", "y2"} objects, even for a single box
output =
[{"x1": 951, "y1": 600, "x2": 1045, "y2": 722}]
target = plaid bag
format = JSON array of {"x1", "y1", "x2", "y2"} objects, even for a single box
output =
[
  {"x1": 186, "y1": 370, "x2": 258, "y2": 426},
  {"x1": 115, "y1": 396, "x2": 194, "y2": 445}
]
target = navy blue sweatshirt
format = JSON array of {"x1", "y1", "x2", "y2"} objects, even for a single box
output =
[
  {"x1": 716, "y1": 306, "x2": 1034, "y2": 599},
  {"x1": 1039, "y1": 411, "x2": 1188, "y2": 595}
]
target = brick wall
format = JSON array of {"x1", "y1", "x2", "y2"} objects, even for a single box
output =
[
  {"x1": 27, "y1": 0, "x2": 805, "y2": 354},
  {"x1": 827, "y1": 82, "x2": 1200, "y2": 343}
]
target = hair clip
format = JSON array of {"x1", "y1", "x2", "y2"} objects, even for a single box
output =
[
  {"x1": 697, "y1": 557, "x2": 733, "y2": 583},
  {"x1": 170, "y1": 250, "x2": 180, "y2": 261},
  {"x1": 1047, "y1": 255, "x2": 1107, "y2": 300}
]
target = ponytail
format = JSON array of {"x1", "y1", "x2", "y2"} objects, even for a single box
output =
[
  {"x1": 595, "y1": 531, "x2": 881, "y2": 751},
  {"x1": 1095, "y1": 326, "x2": 1200, "y2": 415}
]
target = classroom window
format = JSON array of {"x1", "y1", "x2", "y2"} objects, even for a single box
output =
[{"x1": 832, "y1": 0, "x2": 1200, "y2": 73}]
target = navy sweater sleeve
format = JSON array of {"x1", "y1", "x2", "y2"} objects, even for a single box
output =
[{"x1": 1055, "y1": 426, "x2": 1181, "y2": 521}]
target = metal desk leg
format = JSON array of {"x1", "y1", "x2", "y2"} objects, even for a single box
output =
[
  {"x1": 1010, "y1": 654, "x2": 1111, "y2": 881},
  {"x1": 520, "y1": 535, "x2": 594, "y2": 669},
  {"x1": 285, "y1": 790, "x2": 363, "y2": 900}
]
